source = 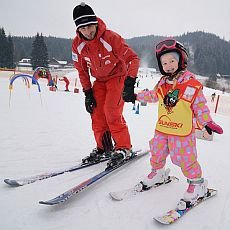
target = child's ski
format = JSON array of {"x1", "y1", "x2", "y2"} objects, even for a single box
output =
[
  {"x1": 154, "y1": 188, "x2": 217, "y2": 224},
  {"x1": 109, "y1": 175, "x2": 179, "y2": 201}
]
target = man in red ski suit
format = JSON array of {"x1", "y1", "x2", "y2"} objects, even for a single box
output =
[{"x1": 72, "y1": 2, "x2": 139, "y2": 164}]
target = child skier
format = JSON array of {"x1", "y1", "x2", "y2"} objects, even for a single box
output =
[{"x1": 134, "y1": 39, "x2": 223, "y2": 208}]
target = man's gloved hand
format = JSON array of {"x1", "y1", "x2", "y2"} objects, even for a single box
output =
[
  {"x1": 122, "y1": 76, "x2": 137, "y2": 103},
  {"x1": 205, "y1": 121, "x2": 223, "y2": 135},
  {"x1": 84, "y1": 88, "x2": 96, "y2": 114}
]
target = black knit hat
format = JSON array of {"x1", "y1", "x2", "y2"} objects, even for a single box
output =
[{"x1": 73, "y1": 2, "x2": 98, "y2": 30}]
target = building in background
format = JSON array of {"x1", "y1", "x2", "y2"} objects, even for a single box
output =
[{"x1": 16, "y1": 58, "x2": 73, "y2": 71}]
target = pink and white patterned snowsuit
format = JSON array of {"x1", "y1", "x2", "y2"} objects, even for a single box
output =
[{"x1": 136, "y1": 71, "x2": 212, "y2": 179}]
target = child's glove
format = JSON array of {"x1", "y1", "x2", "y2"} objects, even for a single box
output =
[{"x1": 205, "y1": 121, "x2": 223, "y2": 135}]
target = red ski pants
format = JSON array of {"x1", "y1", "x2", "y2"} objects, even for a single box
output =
[{"x1": 91, "y1": 77, "x2": 131, "y2": 150}]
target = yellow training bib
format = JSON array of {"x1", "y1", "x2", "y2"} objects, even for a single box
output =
[{"x1": 155, "y1": 76, "x2": 202, "y2": 136}]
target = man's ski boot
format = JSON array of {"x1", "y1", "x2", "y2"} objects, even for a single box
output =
[
  {"x1": 106, "y1": 149, "x2": 131, "y2": 169},
  {"x1": 82, "y1": 130, "x2": 114, "y2": 164},
  {"x1": 82, "y1": 148, "x2": 106, "y2": 164},
  {"x1": 140, "y1": 168, "x2": 170, "y2": 190},
  {"x1": 177, "y1": 178, "x2": 208, "y2": 210}
]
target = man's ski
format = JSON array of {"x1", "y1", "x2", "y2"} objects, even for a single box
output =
[
  {"x1": 109, "y1": 175, "x2": 179, "y2": 201},
  {"x1": 4, "y1": 130, "x2": 114, "y2": 187},
  {"x1": 154, "y1": 188, "x2": 217, "y2": 224},
  {"x1": 4, "y1": 157, "x2": 110, "y2": 187},
  {"x1": 39, "y1": 150, "x2": 149, "y2": 205}
]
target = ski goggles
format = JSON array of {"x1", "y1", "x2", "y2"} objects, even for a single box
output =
[{"x1": 156, "y1": 39, "x2": 177, "y2": 53}]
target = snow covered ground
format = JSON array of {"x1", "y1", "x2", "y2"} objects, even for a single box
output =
[{"x1": 0, "y1": 70, "x2": 229, "y2": 230}]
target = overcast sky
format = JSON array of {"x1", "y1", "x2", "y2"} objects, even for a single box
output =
[{"x1": 1, "y1": 0, "x2": 230, "y2": 41}]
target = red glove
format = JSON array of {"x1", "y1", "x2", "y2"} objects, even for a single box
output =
[{"x1": 205, "y1": 121, "x2": 223, "y2": 135}]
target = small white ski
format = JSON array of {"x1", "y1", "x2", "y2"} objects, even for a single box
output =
[{"x1": 109, "y1": 175, "x2": 179, "y2": 201}]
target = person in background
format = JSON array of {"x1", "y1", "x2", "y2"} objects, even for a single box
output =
[
  {"x1": 52, "y1": 76, "x2": 58, "y2": 89},
  {"x1": 72, "y1": 2, "x2": 139, "y2": 165},
  {"x1": 59, "y1": 76, "x2": 70, "y2": 91},
  {"x1": 211, "y1": 92, "x2": 216, "y2": 102},
  {"x1": 124, "y1": 38, "x2": 223, "y2": 209}
]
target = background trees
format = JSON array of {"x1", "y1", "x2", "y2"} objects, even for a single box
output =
[
  {"x1": 1, "y1": 27, "x2": 230, "y2": 76},
  {"x1": 0, "y1": 27, "x2": 14, "y2": 68},
  {"x1": 31, "y1": 33, "x2": 49, "y2": 70}
]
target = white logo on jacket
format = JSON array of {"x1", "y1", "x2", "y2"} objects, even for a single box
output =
[
  {"x1": 72, "y1": 52, "x2": 78, "y2": 62},
  {"x1": 105, "y1": 60, "x2": 111, "y2": 65},
  {"x1": 84, "y1": 57, "x2": 91, "y2": 67}
]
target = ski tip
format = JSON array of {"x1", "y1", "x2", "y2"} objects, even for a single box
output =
[
  {"x1": 154, "y1": 216, "x2": 171, "y2": 225},
  {"x1": 208, "y1": 188, "x2": 217, "y2": 193},
  {"x1": 4, "y1": 179, "x2": 22, "y2": 187},
  {"x1": 154, "y1": 210, "x2": 181, "y2": 225},
  {"x1": 169, "y1": 176, "x2": 179, "y2": 182},
  {"x1": 39, "y1": 196, "x2": 67, "y2": 205},
  {"x1": 39, "y1": 200, "x2": 55, "y2": 205},
  {"x1": 131, "y1": 149, "x2": 149, "y2": 154},
  {"x1": 206, "y1": 188, "x2": 218, "y2": 198},
  {"x1": 109, "y1": 192, "x2": 123, "y2": 201}
]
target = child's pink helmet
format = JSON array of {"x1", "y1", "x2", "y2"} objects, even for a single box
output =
[{"x1": 155, "y1": 39, "x2": 188, "y2": 76}]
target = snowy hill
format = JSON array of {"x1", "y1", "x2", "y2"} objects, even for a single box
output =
[{"x1": 0, "y1": 71, "x2": 229, "y2": 230}]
